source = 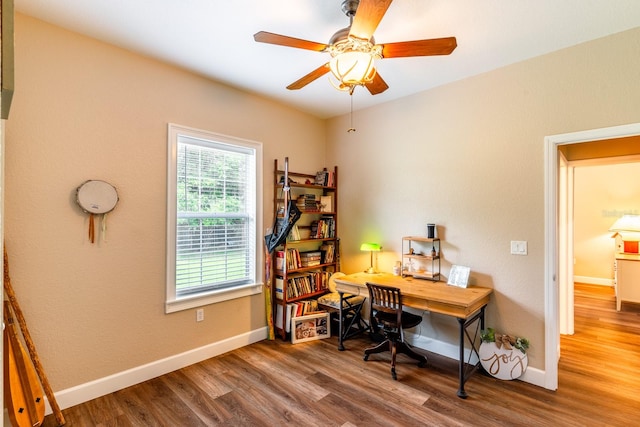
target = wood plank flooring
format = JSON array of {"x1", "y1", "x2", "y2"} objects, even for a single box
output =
[{"x1": 43, "y1": 284, "x2": 640, "y2": 426}]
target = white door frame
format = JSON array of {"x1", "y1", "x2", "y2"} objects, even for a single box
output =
[
  {"x1": 544, "y1": 122, "x2": 640, "y2": 390},
  {"x1": 558, "y1": 151, "x2": 574, "y2": 335}
]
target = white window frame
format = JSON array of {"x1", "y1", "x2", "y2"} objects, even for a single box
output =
[{"x1": 166, "y1": 123, "x2": 263, "y2": 313}]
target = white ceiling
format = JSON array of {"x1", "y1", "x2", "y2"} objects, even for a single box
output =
[{"x1": 15, "y1": 0, "x2": 640, "y2": 119}]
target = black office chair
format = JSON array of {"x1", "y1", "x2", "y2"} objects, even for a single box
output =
[{"x1": 363, "y1": 282, "x2": 427, "y2": 380}]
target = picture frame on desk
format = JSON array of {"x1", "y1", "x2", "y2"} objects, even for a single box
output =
[
  {"x1": 291, "y1": 312, "x2": 330, "y2": 344},
  {"x1": 448, "y1": 265, "x2": 470, "y2": 288}
]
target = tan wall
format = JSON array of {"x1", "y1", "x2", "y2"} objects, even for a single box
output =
[
  {"x1": 8, "y1": 12, "x2": 640, "y2": 392},
  {"x1": 5, "y1": 14, "x2": 326, "y2": 390},
  {"x1": 574, "y1": 161, "x2": 640, "y2": 280},
  {"x1": 326, "y1": 27, "x2": 640, "y2": 371}
]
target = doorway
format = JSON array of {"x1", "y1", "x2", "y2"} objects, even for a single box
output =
[{"x1": 544, "y1": 123, "x2": 640, "y2": 390}]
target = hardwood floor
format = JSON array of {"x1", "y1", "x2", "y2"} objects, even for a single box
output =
[{"x1": 43, "y1": 284, "x2": 640, "y2": 426}]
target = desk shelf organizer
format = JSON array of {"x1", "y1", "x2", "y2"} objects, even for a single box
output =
[
  {"x1": 402, "y1": 236, "x2": 440, "y2": 281},
  {"x1": 271, "y1": 159, "x2": 338, "y2": 340}
]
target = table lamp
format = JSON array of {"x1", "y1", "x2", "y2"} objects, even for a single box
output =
[
  {"x1": 609, "y1": 215, "x2": 640, "y2": 253},
  {"x1": 360, "y1": 242, "x2": 381, "y2": 274}
]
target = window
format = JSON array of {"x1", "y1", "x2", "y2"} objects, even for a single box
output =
[{"x1": 166, "y1": 124, "x2": 263, "y2": 313}]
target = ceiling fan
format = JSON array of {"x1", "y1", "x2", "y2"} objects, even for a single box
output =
[{"x1": 254, "y1": 0, "x2": 457, "y2": 95}]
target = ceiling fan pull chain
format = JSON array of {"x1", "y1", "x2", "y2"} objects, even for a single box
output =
[{"x1": 348, "y1": 94, "x2": 356, "y2": 133}]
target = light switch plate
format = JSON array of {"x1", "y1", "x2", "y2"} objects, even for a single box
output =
[{"x1": 510, "y1": 241, "x2": 528, "y2": 255}]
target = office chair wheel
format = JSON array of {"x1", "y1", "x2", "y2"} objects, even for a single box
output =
[
  {"x1": 418, "y1": 360, "x2": 427, "y2": 368},
  {"x1": 363, "y1": 354, "x2": 369, "y2": 361}
]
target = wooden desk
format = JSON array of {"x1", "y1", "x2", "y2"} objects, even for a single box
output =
[{"x1": 334, "y1": 272, "x2": 493, "y2": 398}]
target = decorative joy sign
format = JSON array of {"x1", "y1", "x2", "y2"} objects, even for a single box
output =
[
  {"x1": 76, "y1": 180, "x2": 119, "y2": 244},
  {"x1": 479, "y1": 341, "x2": 528, "y2": 380}
]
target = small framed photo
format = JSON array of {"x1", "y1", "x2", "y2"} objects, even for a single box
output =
[
  {"x1": 314, "y1": 171, "x2": 328, "y2": 186},
  {"x1": 291, "y1": 312, "x2": 330, "y2": 344},
  {"x1": 448, "y1": 265, "x2": 471, "y2": 288}
]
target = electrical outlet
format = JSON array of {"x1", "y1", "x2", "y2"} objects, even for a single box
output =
[{"x1": 196, "y1": 309, "x2": 204, "y2": 322}]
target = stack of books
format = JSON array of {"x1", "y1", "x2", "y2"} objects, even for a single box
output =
[
  {"x1": 296, "y1": 194, "x2": 318, "y2": 212},
  {"x1": 300, "y1": 251, "x2": 322, "y2": 267}
]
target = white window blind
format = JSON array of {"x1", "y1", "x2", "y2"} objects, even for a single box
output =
[{"x1": 167, "y1": 124, "x2": 263, "y2": 312}]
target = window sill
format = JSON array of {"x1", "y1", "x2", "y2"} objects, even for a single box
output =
[{"x1": 165, "y1": 283, "x2": 263, "y2": 313}]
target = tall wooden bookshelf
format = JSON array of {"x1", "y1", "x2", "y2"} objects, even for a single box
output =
[{"x1": 271, "y1": 159, "x2": 338, "y2": 340}]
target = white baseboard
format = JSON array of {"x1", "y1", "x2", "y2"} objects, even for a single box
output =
[
  {"x1": 519, "y1": 365, "x2": 546, "y2": 388},
  {"x1": 44, "y1": 325, "x2": 550, "y2": 416},
  {"x1": 408, "y1": 331, "x2": 478, "y2": 364},
  {"x1": 45, "y1": 327, "x2": 267, "y2": 414},
  {"x1": 574, "y1": 276, "x2": 614, "y2": 287},
  {"x1": 407, "y1": 331, "x2": 549, "y2": 390}
]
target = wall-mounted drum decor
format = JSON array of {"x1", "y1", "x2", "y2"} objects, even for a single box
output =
[{"x1": 75, "y1": 180, "x2": 119, "y2": 243}]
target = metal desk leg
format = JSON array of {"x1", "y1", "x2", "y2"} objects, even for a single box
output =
[
  {"x1": 338, "y1": 291, "x2": 345, "y2": 351},
  {"x1": 457, "y1": 317, "x2": 466, "y2": 398},
  {"x1": 456, "y1": 305, "x2": 486, "y2": 399}
]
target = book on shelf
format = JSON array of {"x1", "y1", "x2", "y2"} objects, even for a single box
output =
[
  {"x1": 287, "y1": 274, "x2": 313, "y2": 297},
  {"x1": 275, "y1": 251, "x2": 285, "y2": 270},
  {"x1": 319, "y1": 195, "x2": 333, "y2": 213},
  {"x1": 301, "y1": 260, "x2": 321, "y2": 267},
  {"x1": 278, "y1": 271, "x2": 331, "y2": 299},
  {"x1": 297, "y1": 194, "x2": 319, "y2": 212},
  {"x1": 287, "y1": 225, "x2": 301, "y2": 241},
  {"x1": 310, "y1": 216, "x2": 335, "y2": 239},
  {"x1": 276, "y1": 304, "x2": 284, "y2": 329},
  {"x1": 288, "y1": 299, "x2": 321, "y2": 319},
  {"x1": 285, "y1": 303, "x2": 293, "y2": 332},
  {"x1": 300, "y1": 251, "x2": 322, "y2": 267},
  {"x1": 314, "y1": 169, "x2": 335, "y2": 187},
  {"x1": 286, "y1": 248, "x2": 301, "y2": 270},
  {"x1": 320, "y1": 243, "x2": 335, "y2": 264},
  {"x1": 275, "y1": 277, "x2": 285, "y2": 300}
]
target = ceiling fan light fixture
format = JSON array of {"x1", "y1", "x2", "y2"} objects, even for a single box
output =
[
  {"x1": 328, "y1": 37, "x2": 381, "y2": 90},
  {"x1": 254, "y1": 0, "x2": 455, "y2": 97}
]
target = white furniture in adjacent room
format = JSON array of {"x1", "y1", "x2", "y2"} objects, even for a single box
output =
[{"x1": 614, "y1": 253, "x2": 640, "y2": 311}]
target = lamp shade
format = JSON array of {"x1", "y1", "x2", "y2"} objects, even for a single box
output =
[
  {"x1": 360, "y1": 243, "x2": 381, "y2": 252},
  {"x1": 610, "y1": 215, "x2": 640, "y2": 253},
  {"x1": 609, "y1": 215, "x2": 640, "y2": 233}
]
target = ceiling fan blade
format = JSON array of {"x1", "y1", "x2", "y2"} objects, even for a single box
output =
[
  {"x1": 254, "y1": 31, "x2": 327, "y2": 52},
  {"x1": 365, "y1": 72, "x2": 389, "y2": 95},
  {"x1": 286, "y1": 63, "x2": 331, "y2": 90},
  {"x1": 349, "y1": 0, "x2": 393, "y2": 41},
  {"x1": 381, "y1": 37, "x2": 457, "y2": 58}
]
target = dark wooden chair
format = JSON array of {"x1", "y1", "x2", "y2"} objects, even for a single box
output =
[{"x1": 363, "y1": 282, "x2": 427, "y2": 380}]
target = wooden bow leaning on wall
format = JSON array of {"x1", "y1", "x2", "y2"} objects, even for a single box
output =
[{"x1": 4, "y1": 246, "x2": 66, "y2": 426}]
